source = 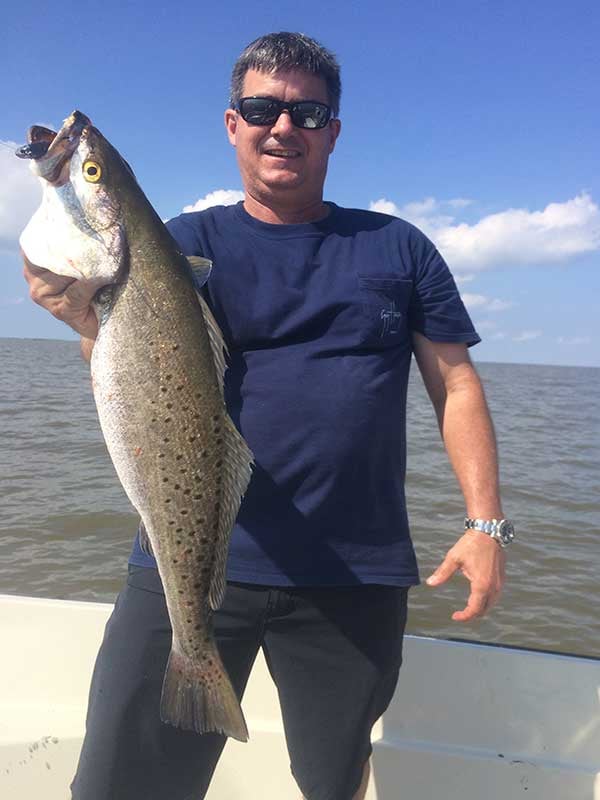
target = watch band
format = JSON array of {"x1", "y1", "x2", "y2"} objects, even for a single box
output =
[{"x1": 464, "y1": 517, "x2": 515, "y2": 547}]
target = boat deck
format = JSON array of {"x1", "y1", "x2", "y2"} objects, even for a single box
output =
[{"x1": 1, "y1": 594, "x2": 598, "y2": 799}]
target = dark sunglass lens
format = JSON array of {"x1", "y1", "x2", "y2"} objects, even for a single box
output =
[
  {"x1": 240, "y1": 98, "x2": 278, "y2": 125},
  {"x1": 292, "y1": 102, "x2": 331, "y2": 129}
]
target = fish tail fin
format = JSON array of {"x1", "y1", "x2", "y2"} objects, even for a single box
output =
[{"x1": 160, "y1": 645, "x2": 248, "y2": 742}]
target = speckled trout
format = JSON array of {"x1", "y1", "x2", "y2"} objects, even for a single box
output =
[{"x1": 18, "y1": 111, "x2": 252, "y2": 740}]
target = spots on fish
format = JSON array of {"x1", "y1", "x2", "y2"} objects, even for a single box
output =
[
  {"x1": 176, "y1": 527, "x2": 183, "y2": 533},
  {"x1": 160, "y1": 387, "x2": 167, "y2": 393},
  {"x1": 164, "y1": 499, "x2": 171, "y2": 505},
  {"x1": 175, "y1": 539, "x2": 182, "y2": 545},
  {"x1": 163, "y1": 477, "x2": 169, "y2": 483},
  {"x1": 173, "y1": 558, "x2": 178, "y2": 564},
  {"x1": 174, "y1": 483, "x2": 181, "y2": 490},
  {"x1": 164, "y1": 417, "x2": 172, "y2": 423},
  {"x1": 180, "y1": 510, "x2": 188, "y2": 516},
  {"x1": 158, "y1": 453, "x2": 165, "y2": 459},
  {"x1": 183, "y1": 488, "x2": 191, "y2": 496},
  {"x1": 176, "y1": 385, "x2": 184, "y2": 392},
  {"x1": 189, "y1": 435, "x2": 197, "y2": 443},
  {"x1": 201, "y1": 450, "x2": 208, "y2": 458},
  {"x1": 176, "y1": 455, "x2": 183, "y2": 461},
  {"x1": 193, "y1": 493, "x2": 203, "y2": 499},
  {"x1": 166, "y1": 374, "x2": 173, "y2": 380},
  {"x1": 163, "y1": 438, "x2": 170, "y2": 444}
]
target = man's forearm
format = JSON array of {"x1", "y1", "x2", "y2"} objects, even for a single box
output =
[
  {"x1": 437, "y1": 371, "x2": 503, "y2": 519},
  {"x1": 80, "y1": 336, "x2": 95, "y2": 363}
]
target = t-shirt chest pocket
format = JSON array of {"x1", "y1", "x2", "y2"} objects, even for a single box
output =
[{"x1": 357, "y1": 276, "x2": 413, "y2": 345}]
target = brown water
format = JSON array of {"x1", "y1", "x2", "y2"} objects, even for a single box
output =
[{"x1": 1, "y1": 338, "x2": 598, "y2": 657}]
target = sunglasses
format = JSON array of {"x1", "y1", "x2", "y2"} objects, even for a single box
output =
[{"x1": 236, "y1": 97, "x2": 332, "y2": 129}]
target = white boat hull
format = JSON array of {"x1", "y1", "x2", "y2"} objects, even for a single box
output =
[{"x1": 1, "y1": 594, "x2": 598, "y2": 799}]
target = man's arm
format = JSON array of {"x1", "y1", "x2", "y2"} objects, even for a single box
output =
[
  {"x1": 412, "y1": 331, "x2": 506, "y2": 622},
  {"x1": 23, "y1": 254, "x2": 98, "y2": 363}
]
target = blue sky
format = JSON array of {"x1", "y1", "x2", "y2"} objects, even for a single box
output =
[{"x1": 1, "y1": 0, "x2": 598, "y2": 366}]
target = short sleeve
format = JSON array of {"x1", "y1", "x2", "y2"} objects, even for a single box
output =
[
  {"x1": 165, "y1": 214, "x2": 209, "y2": 295},
  {"x1": 165, "y1": 214, "x2": 204, "y2": 257},
  {"x1": 407, "y1": 230, "x2": 480, "y2": 347}
]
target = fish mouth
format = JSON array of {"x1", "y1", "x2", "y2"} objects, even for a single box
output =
[{"x1": 16, "y1": 110, "x2": 92, "y2": 184}]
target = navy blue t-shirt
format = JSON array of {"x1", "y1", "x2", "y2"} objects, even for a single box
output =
[{"x1": 130, "y1": 202, "x2": 480, "y2": 586}]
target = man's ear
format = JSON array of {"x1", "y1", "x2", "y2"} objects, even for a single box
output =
[
  {"x1": 224, "y1": 109, "x2": 237, "y2": 147},
  {"x1": 328, "y1": 118, "x2": 341, "y2": 154}
]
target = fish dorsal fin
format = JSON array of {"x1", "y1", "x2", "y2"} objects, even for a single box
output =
[
  {"x1": 195, "y1": 286, "x2": 253, "y2": 609},
  {"x1": 208, "y1": 414, "x2": 253, "y2": 610},
  {"x1": 198, "y1": 295, "x2": 228, "y2": 400},
  {"x1": 187, "y1": 255, "x2": 212, "y2": 287}
]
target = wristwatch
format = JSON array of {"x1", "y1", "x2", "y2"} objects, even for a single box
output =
[{"x1": 464, "y1": 517, "x2": 515, "y2": 548}]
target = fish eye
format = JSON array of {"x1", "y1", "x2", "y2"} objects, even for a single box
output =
[{"x1": 83, "y1": 160, "x2": 102, "y2": 183}]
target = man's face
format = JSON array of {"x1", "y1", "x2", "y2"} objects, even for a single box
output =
[{"x1": 225, "y1": 68, "x2": 341, "y2": 211}]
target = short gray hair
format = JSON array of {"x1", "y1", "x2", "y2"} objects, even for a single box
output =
[{"x1": 230, "y1": 32, "x2": 341, "y2": 117}]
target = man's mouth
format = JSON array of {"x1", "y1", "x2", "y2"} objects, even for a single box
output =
[{"x1": 262, "y1": 149, "x2": 301, "y2": 159}]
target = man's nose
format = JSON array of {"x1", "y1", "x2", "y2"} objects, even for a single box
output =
[{"x1": 271, "y1": 110, "x2": 295, "y2": 135}]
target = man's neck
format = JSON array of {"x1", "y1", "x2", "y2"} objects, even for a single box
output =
[{"x1": 243, "y1": 193, "x2": 330, "y2": 225}]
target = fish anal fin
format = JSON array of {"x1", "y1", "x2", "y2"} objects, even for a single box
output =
[{"x1": 138, "y1": 520, "x2": 154, "y2": 557}]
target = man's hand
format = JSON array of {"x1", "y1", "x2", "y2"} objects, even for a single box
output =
[
  {"x1": 23, "y1": 253, "x2": 99, "y2": 340},
  {"x1": 426, "y1": 531, "x2": 506, "y2": 622}
]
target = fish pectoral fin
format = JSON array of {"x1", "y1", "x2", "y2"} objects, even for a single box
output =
[
  {"x1": 186, "y1": 256, "x2": 212, "y2": 288},
  {"x1": 138, "y1": 520, "x2": 154, "y2": 557}
]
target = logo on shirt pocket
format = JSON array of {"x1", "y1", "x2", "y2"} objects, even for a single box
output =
[{"x1": 357, "y1": 276, "x2": 413, "y2": 341}]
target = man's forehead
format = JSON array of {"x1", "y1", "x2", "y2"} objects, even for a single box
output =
[{"x1": 241, "y1": 68, "x2": 329, "y2": 101}]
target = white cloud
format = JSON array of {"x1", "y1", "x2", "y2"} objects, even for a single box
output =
[
  {"x1": 454, "y1": 273, "x2": 476, "y2": 286},
  {"x1": 513, "y1": 330, "x2": 542, "y2": 342},
  {"x1": 448, "y1": 197, "x2": 472, "y2": 209},
  {"x1": 0, "y1": 296, "x2": 25, "y2": 306},
  {"x1": 556, "y1": 336, "x2": 591, "y2": 345},
  {"x1": 370, "y1": 193, "x2": 600, "y2": 271},
  {"x1": 474, "y1": 320, "x2": 498, "y2": 332},
  {"x1": 461, "y1": 293, "x2": 514, "y2": 312},
  {"x1": 0, "y1": 140, "x2": 42, "y2": 253},
  {"x1": 183, "y1": 189, "x2": 244, "y2": 213}
]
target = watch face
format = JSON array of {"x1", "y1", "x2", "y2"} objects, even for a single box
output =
[{"x1": 499, "y1": 520, "x2": 515, "y2": 544}]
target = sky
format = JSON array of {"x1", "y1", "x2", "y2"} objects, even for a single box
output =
[{"x1": 1, "y1": 0, "x2": 598, "y2": 367}]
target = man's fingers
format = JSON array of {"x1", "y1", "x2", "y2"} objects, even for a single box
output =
[
  {"x1": 426, "y1": 556, "x2": 459, "y2": 587},
  {"x1": 451, "y1": 587, "x2": 489, "y2": 622}
]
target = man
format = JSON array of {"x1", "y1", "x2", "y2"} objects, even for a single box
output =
[{"x1": 24, "y1": 31, "x2": 508, "y2": 800}]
